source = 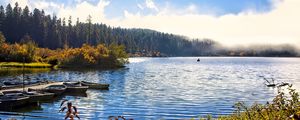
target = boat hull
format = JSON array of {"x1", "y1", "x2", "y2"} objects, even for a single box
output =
[
  {"x1": 0, "y1": 95, "x2": 30, "y2": 110},
  {"x1": 65, "y1": 86, "x2": 88, "y2": 93},
  {"x1": 44, "y1": 85, "x2": 67, "y2": 96},
  {"x1": 81, "y1": 81, "x2": 109, "y2": 90},
  {"x1": 27, "y1": 92, "x2": 55, "y2": 102}
]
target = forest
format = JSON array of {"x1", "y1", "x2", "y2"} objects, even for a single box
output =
[{"x1": 0, "y1": 2, "x2": 299, "y2": 57}]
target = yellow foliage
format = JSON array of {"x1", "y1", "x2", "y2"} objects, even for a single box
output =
[{"x1": 0, "y1": 40, "x2": 128, "y2": 68}]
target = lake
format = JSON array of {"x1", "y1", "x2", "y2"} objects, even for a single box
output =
[{"x1": 0, "y1": 57, "x2": 300, "y2": 120}]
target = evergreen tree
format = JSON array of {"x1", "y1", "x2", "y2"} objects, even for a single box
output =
[
  {"x1": 4, "y1": 4, "x2": 13, "y2": 42},
  {"x1": 0, "y1": 2, "x2": 222, "y2": 56},
  {"x1": 0, "y1": 5, "x2": 5, "y2": 32},
  {"x1": 86, "y1": 15, "x2": 92, "y2": 44}
]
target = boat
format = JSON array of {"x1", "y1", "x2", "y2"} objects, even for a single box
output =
[
  {"x1": 1, "y1": 80, "x2": 45, "y2": 90},
  {"x1": 81, "y1": 81, "x2": 109, "y2": 90},
  {"x1": 25, "y1": 90, "x2": 55, "y2": 102},
  {"x1": 44, "y1": 85, "x2": 67, "y2": 95},
  {"x1": 63, "y1": 82, "x2": 88, "y2": 93},
  {"x1": 0, "y1": 92, "x2": 30, "y2": 110},
  {"x1": 2, "y1": 90, "x2": 55, "y2": 103}
]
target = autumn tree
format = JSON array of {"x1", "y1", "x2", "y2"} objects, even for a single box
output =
[
  {"x1": 21, "y1": 34, "x2": 37, "y2": 62},
  {"x1": 0, "y1": 31, "x2": 5, "y2": 45}
]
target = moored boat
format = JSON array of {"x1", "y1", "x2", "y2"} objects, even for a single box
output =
[
  {"x1": 0, "y1": 92, "x2": 30, "y2": 110},
  {"x1": 44, "y1": 85, "x2": 67, "y2": 95},
  {"x1": 1, "y1": 80, "x2": 47, "y2": 90},
  {"x1": 81, "y1": 81, "x2": 109, "y2": 90},
  {"x1": 26, "y1": 90, "x2": 55, "y2": 102},
  {"x1": 63, "y1": 82, "x2": 88, "y2": 93},
  {"x1": 3, "y1": 90, "x2": 55, "y2": 103}
]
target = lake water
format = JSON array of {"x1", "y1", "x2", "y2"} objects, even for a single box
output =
[{"x1": 0, "y1": 57, "x2": 300, "y2": 120}]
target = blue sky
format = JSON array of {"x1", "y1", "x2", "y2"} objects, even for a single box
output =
[
  {"x1": 0, "y1": 0, "x2": 299, "y2": 46},
  {"x1": 104, "y1": 0, "x2": 272, "y2": 18},
  {"x1": 0, "y1": 0, "x2": 273, "y2": 18}
]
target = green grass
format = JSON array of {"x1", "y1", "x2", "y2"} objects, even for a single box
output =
[{"x1": 0, "y1": 62, "x2": 52, "y2": 68}]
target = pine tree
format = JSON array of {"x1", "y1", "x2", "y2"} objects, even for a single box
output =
[
  {"x1": 0, "y1": 6, "x2": 5, "y2": 32},
  {"x1": 0, "y1": 2, "x2": 222, "y2": 56},
  {"x1": 86, "y1": 15, "x2": 92, "y2": 44},
  {"x1": 4, "y1": 4, "x2": 13, "y2": 42}
]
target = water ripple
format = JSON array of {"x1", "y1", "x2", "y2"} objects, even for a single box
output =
[{"x1": 1, "y1": 57, "x2": 300, "y2": 119}]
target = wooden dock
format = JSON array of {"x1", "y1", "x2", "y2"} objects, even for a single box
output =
[{"x1": 0, "y1": 82, "x2": 63, "y2": 92}]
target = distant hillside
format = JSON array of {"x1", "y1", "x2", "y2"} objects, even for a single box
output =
[
  {"x1": 0, "y1": 3, "x2": 217, "y2": 57},
  {"x1": 0, "y1": 3, "x2": 298, "y2": 57}
]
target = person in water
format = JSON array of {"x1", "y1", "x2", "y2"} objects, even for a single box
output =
[
  {"x1": 59, "y1": 100, "x2": 80, "y2": 120},
  {"x1": 197, "y1": 58, "x2": 200, "y2": 62}
]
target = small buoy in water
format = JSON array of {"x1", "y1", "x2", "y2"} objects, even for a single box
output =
[{"x1": 197, "y1": 58, "x2": 200, "y2": 62}]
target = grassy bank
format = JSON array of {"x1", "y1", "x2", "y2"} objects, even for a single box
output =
[{"x1": 0, "y1": 62, "x2": 52, "y2": 68}]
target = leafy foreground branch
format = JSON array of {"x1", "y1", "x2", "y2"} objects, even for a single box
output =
[{"x1": 193, "y1": 86, "x2": 300, "y2": 120}]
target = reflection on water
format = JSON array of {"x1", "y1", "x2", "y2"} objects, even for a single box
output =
[
  {"x1": 0, "y1": 68, "x2": 51, "y2": 77},
  {"x1": 0, "y1": 57, "x2": 300, "y2": 119}
]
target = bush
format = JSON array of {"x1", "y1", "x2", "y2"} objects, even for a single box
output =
[
  {"x1": 0, "y1": 33, "x2": 128, "y2": 69},
  {"x1": 219, "y1": 85, "x2": 300, "y2": 120},
  {"x1": 57, "y1": 43, "x2": 128, "y2": 68}
]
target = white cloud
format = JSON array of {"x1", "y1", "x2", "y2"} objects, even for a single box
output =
[
  {"x1": 30, "y1": 1, "x2": 62, "y2": 14},
  {"x1": 75, "y1": 0, "x2": 83, "y2": 3},
  {"x1": 145, "y1": 0, "x2": 158, "y2": 11},
  {"x1": 1, "y1": 0, "x2": 300, "y2": 47},
  {"x1": 10, "y1": 0, "x2": 28, "y2": 8},
  {"x1": 57, "y1": 0, "x2": 110, "y2": 23},
  {"x1": 106, "y1": 0, "x2": 300, "y2": 47},
  {"x1": 137, "y1": 3, "x2": 144, "y2": 10}
]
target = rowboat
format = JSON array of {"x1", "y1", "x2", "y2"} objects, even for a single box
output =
[
  {"x1": 44, "y1": 85, "x2": 67, "y2": 95},
  {"x1": 0, "y1": 92, "x2": 30, "y2": 110},
  {"x1": 63, "y1": 82, "x2": 88, "y2": 93},
  {"x1": 1, "y1": 80, "x2": 48, "y2": 90},
  {"x1": 81, "y1": 81, "x2": 109, "y2": 90},
  {"x1": 26, "y1": 90, "x2": 55, "y2": 102},
  {"x1": 3, "y1": 90, "x2": 55, "y2": 103}
]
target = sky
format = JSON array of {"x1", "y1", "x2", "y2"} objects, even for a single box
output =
[{"x1": 0, "y1": 0, "x2": 300, "y2": 47}]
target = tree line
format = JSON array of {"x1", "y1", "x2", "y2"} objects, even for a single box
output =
[
  {"x1": 0, "y1": 2, "x2": 298, "y2": 57},
  {"x1": 0, "y1": 2, "x2": 217, "y2": 56}
]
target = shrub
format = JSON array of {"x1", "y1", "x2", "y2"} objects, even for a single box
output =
[{"x1": 219, "y1": 85, "x2": 300, "y2": 120}]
